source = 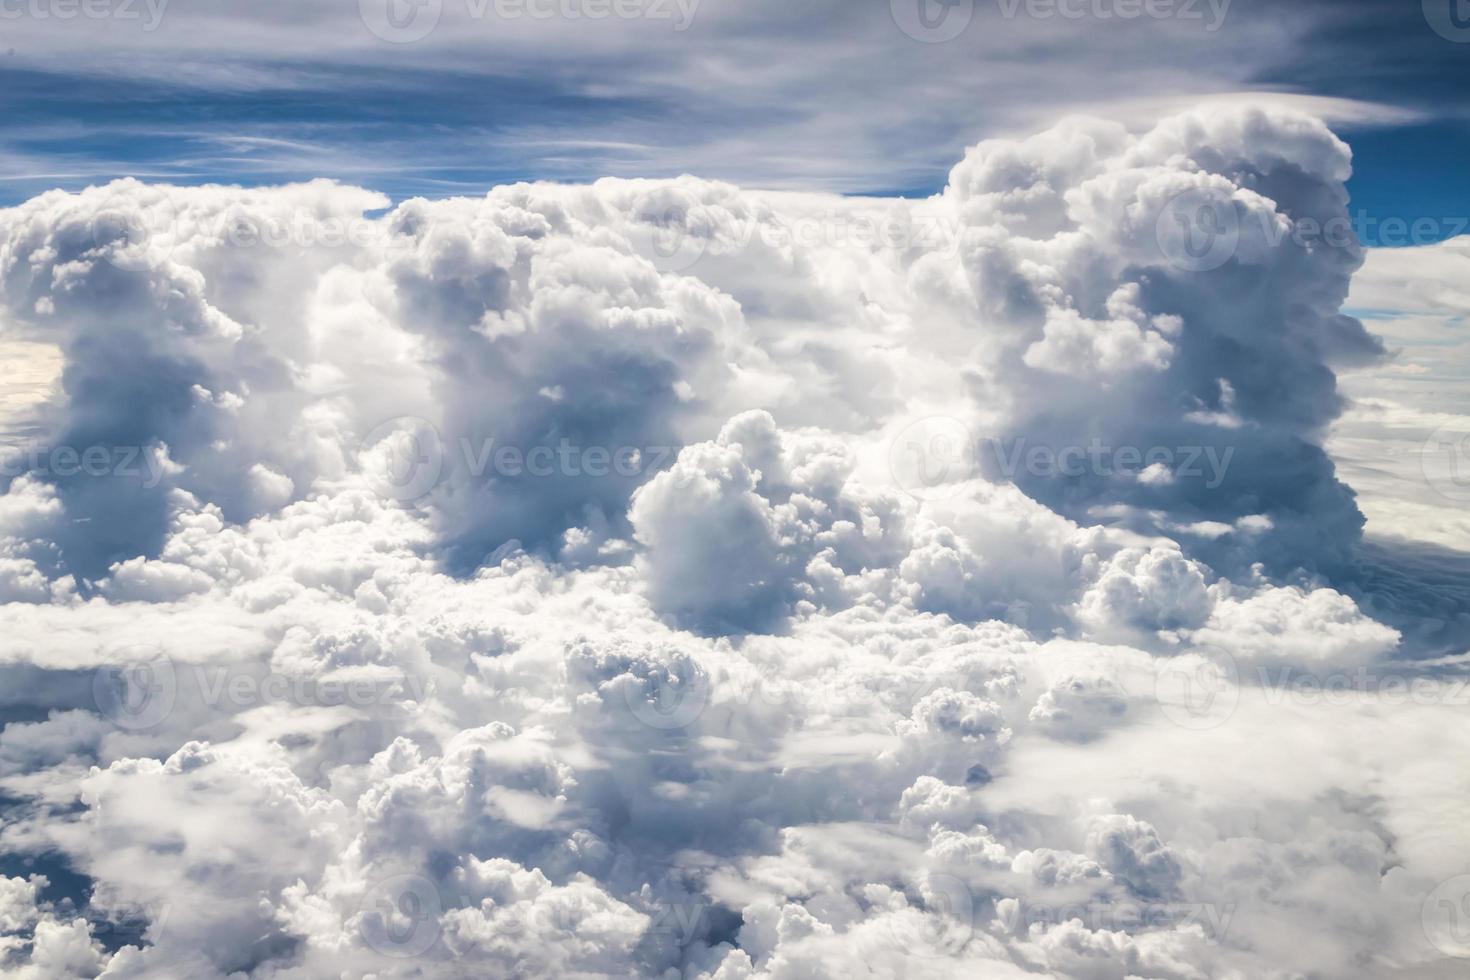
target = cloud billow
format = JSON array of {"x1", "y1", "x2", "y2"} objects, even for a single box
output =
[{"x1": 0, "y1": 104, "x2": 1463, "y2": 979}]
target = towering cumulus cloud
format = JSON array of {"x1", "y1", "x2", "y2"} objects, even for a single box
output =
[{"x1": 0, "y1": 106, "x2": 1465, "y2": 979}]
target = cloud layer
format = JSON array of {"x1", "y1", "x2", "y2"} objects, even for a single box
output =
[{"x1": 0, "y1": 104, "x2": 1467, "y2": 978}]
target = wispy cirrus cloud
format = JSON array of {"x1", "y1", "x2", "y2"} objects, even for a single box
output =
[{"x1": 1, "y1": 0, "x2": 1466, "y2": 201}]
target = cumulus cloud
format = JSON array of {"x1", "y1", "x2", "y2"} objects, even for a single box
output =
[{"x1": 0, "y1": 104, "x2": 1464, "y2": 979}]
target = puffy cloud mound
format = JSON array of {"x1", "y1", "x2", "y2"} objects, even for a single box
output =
[{"x1": 0, "y1": 105, "x2": 1464, "y2": 979}]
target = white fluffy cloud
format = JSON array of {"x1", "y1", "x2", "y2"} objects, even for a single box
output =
[{"x1": 0, "y1": 104, "x2": 1465, "y2": 979}]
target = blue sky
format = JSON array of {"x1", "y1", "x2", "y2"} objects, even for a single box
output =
[{"x1": 1, "y1": 0, "x2": 1467, "y2": 243}]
